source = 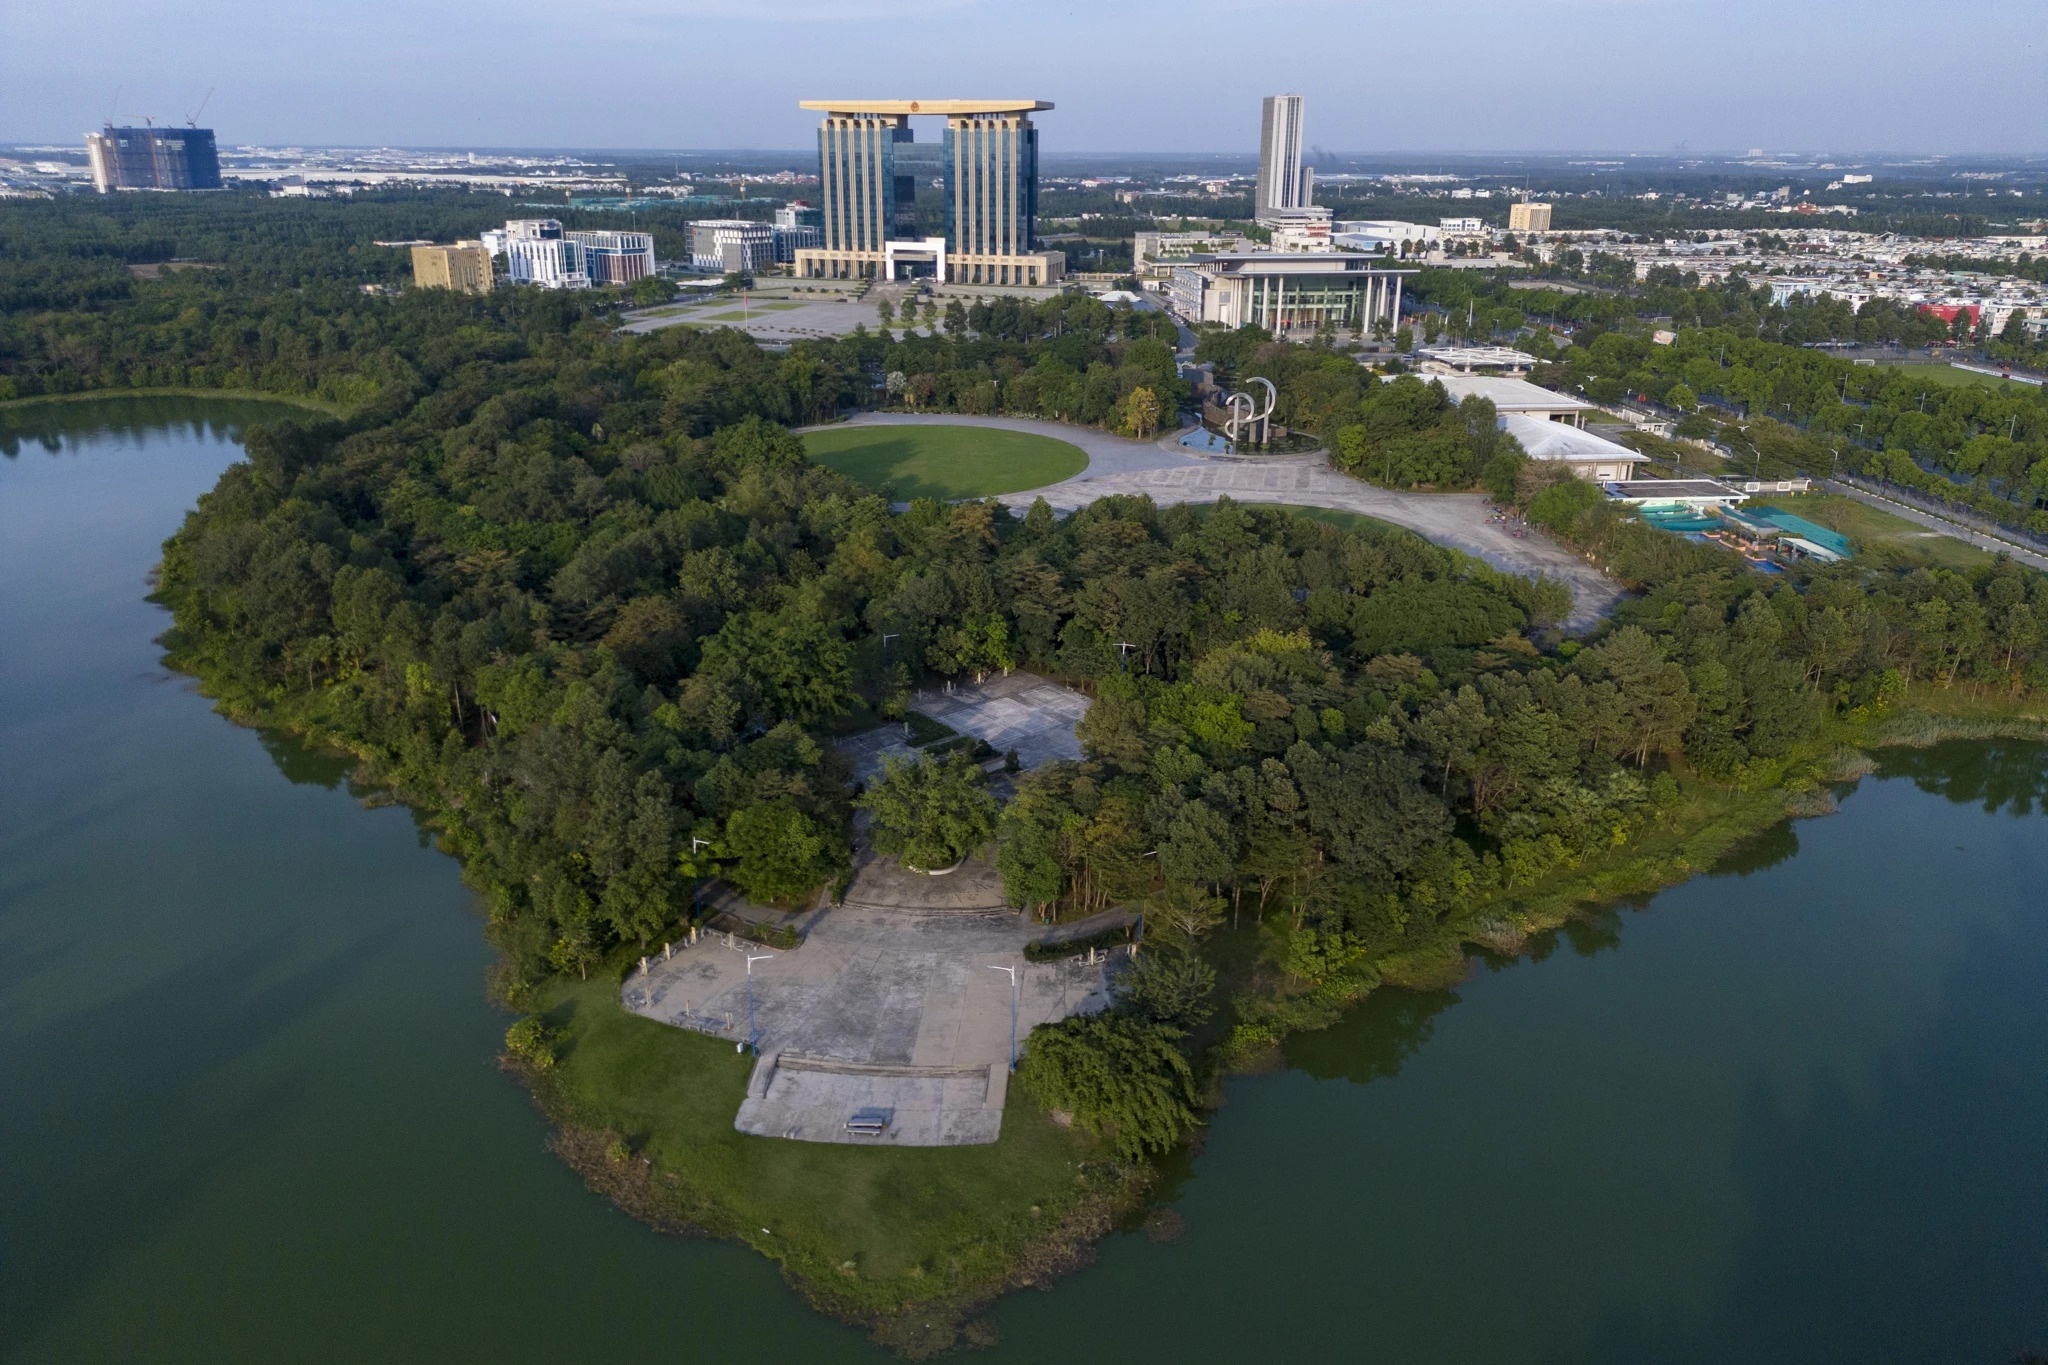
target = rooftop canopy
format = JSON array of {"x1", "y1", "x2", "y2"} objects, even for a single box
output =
[{"x1": 798, "y1": 100, "x2": 1053, "y2": 116}]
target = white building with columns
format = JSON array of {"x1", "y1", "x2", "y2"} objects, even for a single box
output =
[{"x1": 1166, "y1": 252, "x2": 1413, "y2": 336}]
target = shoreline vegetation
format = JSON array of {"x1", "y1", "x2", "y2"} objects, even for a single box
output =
[
  {"x1": 0, "y1": 386, "x2": 356, "y2": 417},
  {"x1": 167, "y1": 635, "x2": 2048, "y2": 1355},
  {"x1": 141, "y1": 315, "x2": 2048, "y2": 1351}
]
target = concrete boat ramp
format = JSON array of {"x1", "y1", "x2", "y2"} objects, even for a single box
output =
[{"x1": 623, "y1": 852, "x2": 1126, "y2": 1146}]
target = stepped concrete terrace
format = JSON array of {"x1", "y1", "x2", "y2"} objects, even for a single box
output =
[
  {"x1": 623, "y1": 850, "x2": 1127, "y2": 1146},
  {"x1": 835, "y1": 670, "x2": 1088, "y2": 784}
]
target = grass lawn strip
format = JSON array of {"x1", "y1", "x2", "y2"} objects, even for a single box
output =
[
  {"x1": 1748, "y1": 493, "x2": 1994, "y2": 572},
  {"x1": 523, "y1": 973, "x2": 1140, "y2": 1350},
  {"x1": 805, "y1": 425, "x2": 1088, "y2": 501},
  {"x1": 1872, "y1": 362, "x2": 2034, "y2": 391},
  {"x1": 1244, "y1": 503, "x2": 1421, "y2": 541}
]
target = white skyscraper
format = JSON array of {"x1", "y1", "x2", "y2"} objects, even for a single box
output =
[{"x1": 1256, "y1": 94, "x2": 1310, "y2": 223}]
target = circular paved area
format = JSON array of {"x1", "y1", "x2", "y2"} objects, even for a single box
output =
[{"x1": 811, "y1": 413, "x2": 1623, "y2": 630}]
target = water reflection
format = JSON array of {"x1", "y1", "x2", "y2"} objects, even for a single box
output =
[
  {"x1": 1877, "y1": 739, "x2": 2048, "y2": 816},
  {"x1": 1285, "y1": 985, "x2": 1459, "y2": 1085},
  {"x1": 1704, "y1": 817, "x2": 1800, "y2": 879},
  {"x1": 0, "y1": 395, "x2": 321, "y2": 459},
  {"x1": 256, "y1": 729, "x2": 352, "y2": 790}
]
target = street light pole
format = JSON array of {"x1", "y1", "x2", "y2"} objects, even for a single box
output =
[
  {"x1": 987, "y1": 965, "x2": 1017, "y2": 1073},
  {"x1": 745, "y1": 952, "x2": 774, "y2": 1055}
]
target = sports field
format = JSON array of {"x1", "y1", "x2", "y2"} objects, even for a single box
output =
[{"x1": 804, "y1": 424, "x2": 1088, "y2": 500}]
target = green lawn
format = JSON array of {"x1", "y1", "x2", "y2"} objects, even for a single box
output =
[
  {"x1": 1871, "y1": 362, "x2": 2036, "y2": 392},
  {"x1": 532, "y1": 974, "x2": 1114, "y2": 1309},
  {"x1": 1747, "y1": 493, "x2": 1993, "y2": 571},
  {"x1": 804, "y1": 424, "x2": 1088, "y2": 500}
]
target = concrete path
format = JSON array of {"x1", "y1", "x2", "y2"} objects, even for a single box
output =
[
  {"x1": 997, "y1": 453, "x2": 1623, "y2": 633},
  {"x1": 623, "y1": 851, "x2": 1121, "y2": 1146}
]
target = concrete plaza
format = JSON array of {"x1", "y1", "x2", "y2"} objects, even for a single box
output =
[
  {"x1": 836, "y1": 670, "x2": 1088, "y2": 783},
  {"x1": 623, "y1": 851, "x2": 1125, "y2": 1146}
]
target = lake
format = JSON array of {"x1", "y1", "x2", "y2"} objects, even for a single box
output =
[{"x1": 3, "y1": 397, "x2": 2043, "y2": 1363}]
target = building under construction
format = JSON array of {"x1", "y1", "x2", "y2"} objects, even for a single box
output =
[{"x1": 86, "y1": 126, "x2": 222, "y2": 192}]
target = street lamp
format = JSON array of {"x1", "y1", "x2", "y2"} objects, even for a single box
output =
[
  {"x1": 987, "y1": 964, "x2": 1018, "y2": 1073},
  {"x1": 745, "y1": 952, "x2": 775, "y2": 1055}
]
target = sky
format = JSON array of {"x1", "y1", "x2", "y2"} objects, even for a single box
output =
[{"x1": 5, "y1": 0, "x2": 2044, "y2": 156}]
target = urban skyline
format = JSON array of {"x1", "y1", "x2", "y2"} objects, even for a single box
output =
[{"x1": 8, "y1": 0, "x2": 2047, "y2": 155}]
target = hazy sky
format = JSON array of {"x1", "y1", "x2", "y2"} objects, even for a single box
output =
[{"x1": 6, "y1": 0, "x2": 2044, "y2": 155}]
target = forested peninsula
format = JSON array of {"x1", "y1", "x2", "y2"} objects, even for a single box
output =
[{"x1": 11, "y1": 193, "x2": 2048, "y2": 1351}]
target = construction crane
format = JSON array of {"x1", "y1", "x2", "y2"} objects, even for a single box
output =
[{"x1": 186, "y1": 88, "x2": 213, "y2": 127}]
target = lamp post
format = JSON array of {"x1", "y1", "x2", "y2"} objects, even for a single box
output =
[
  {"x1": 745, "y1": 952, "x2": 774, "y2": 1055},
  {"x1": 987, "y1": 964, "x2": 1017, "y2": 1073}
]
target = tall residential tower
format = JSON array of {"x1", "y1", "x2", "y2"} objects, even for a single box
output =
[{"x1": 1255, "y1": 95, "x2": 1312, "y2": 224}]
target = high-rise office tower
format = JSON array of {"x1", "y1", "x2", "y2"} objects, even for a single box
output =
[
  {"x1": 794, "y1": 99, "x2": 1064, "y2": 286},
  {"x1": 86, "y1": 125, "x2": 222, "y2": 192},
  {"x1": 1255, "y1": 95, "x2": 1307, "y2": 222}
]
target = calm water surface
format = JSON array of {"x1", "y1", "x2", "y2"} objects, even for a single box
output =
[{"x1": 3, "y1": 398, "x2": 2044, "y2": 1363}]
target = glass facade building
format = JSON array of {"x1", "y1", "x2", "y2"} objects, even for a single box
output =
[
  {"x1": 86, "y1": 126, "x2": 222, "y2": 193},
  {"x1": 794, "y1": 100, "x2": 1063, "y2": 286}
]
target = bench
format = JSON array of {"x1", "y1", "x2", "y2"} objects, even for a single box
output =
[{"x1": 844, "y1": 1108, "x2": 893, "y2": 1138}]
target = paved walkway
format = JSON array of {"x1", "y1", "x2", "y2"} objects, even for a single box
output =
[
  {"x1": 996, "y1": 452, "x2": 1623, "y2": 632},
  {"x1": 624, "y1": 851, "x2": 1120, "y2": 1146}
]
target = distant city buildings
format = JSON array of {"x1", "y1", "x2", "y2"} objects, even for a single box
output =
[
  {"x1": 574, "y1": 230, "x2": 658, "y2": 285},
  {"x1": 505, "y1": 220, "x2": 590, "y2": 288},
  {"x1": 1550, "y1": 226, "x2": 2048, "y2": 337},
  {"x1": 770, "y1": 202, "x2": 825, "y2": 263},
  {"x1": 86, "y1": 125, "x2": 221, "y2": 192},
  {"x1": 410, "y1": 242, "x2": 495, "y2": 295},
  {"x1": 489, "y1": 219, "x2": 654, "y2": 289},
  {"x1": 792, "y1": 99, "x2": 1064, "y2": 286},
  {"x1": 690, "y1": 220, "x2": 776, "y2": 274},
  {"x1": 1508, "y1": 201, "x2": 1554, "y2": 233}
]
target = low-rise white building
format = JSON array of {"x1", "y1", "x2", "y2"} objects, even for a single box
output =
[
  {"x1": 1501, "y1": 412, "x2": 1646, "y2": 483},
  {"x1": 1427, "y1": 373, "x2": 1599, "y2": 426}
]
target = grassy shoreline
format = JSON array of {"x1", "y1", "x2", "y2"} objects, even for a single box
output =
[
  {"x1": 0, "y1": 386, "x2": 354, "y2": 417},
  {"x1": 169, "y1": 644, "x2": 2048, "y2": 1354},
  {"x1": 507, "y1": 975, "x2": 1152, "y2": 1358}
]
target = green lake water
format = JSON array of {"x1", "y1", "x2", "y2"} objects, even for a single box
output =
[{"x1": 4, "y1": 398, "x2": 2045, "y2": 1362}]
